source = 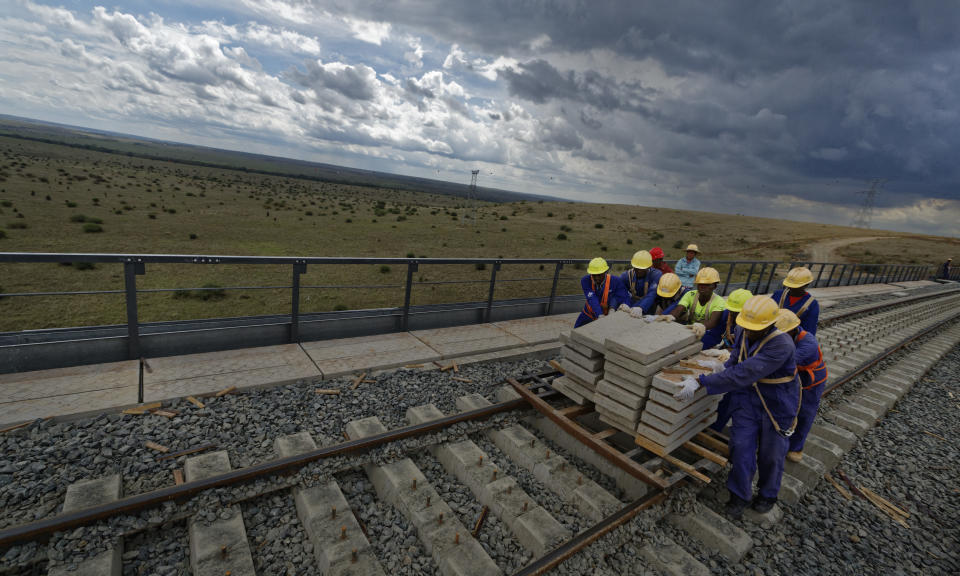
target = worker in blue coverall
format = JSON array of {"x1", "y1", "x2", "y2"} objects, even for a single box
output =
[
  {"x1": 676, "y1": 295, "x2": 801, "y2": 518},
  {"x1": 775, "y1": 309, "x2": 828, "y2": 464},
  {"x1": 663, "y1": 267, "x2": 725, "y2": 346},
  {"x1": 574, "y1": 257, "x2": 632, "y2": 328},
  {"x1": 771, "y1": 267, "x2": 820, "y2": 335},
  {"x1": 675, "y1": 244, "x2": 701, "y2": 288},
  {"x1": 650, "y1": 273, "x2": 688, "y2": 315},
  {"x1": 620, "y1": 250, "x2": 662, "y2": 315},
  {"x1": 708, "y1": 288, "x2": 753, "y2": 433}
]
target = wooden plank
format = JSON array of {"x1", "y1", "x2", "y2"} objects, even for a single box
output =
[
  {"x1": 702, "y1": 427, "x2": 730, "y2": 443},
  {"x1": 173, "y1": 470, "x2": 185, "y2": 486},
  {"x1": 451, "y1": 376, "x2": 473, "y2": 383},
  {"x1": 558, "y1": 404, "x2": 594, "y2": 418},
  {"x1": 186, "y1": 396, "x2": 205, "y2": 409},
  {"x1": 122, "y1": 402, "x2": 163, "y2": 415},
  {"x1": 315, "y1": 388, "x2": 341, "y2": 395},
  {"x1": 509, "y1": 378, "x2": 670, "y2": 490},
  {"x1": 681, "y1": 440, "x2": 728, "y2": 466},
  {"x1": 153, "y1": 410, "x2": 178, "y2": 419},
  {"x1": 592, "y1": 428, "x2": 618, "y2": 441},
  {"x1": 824, "y1": 473, "x2": 852, "y2": 501},
  {"x1": 351, "y1": 373, "x2": 367, "y2": 390},
  {"x1": 633, "y1": 434, "x2": 711, "y2": 483},
  {"x1": 214, "y1": 386, "x2": 236, "y2": 397},
  {"x1": 549, "y1": 359, "x2": 565, "y2": 374},
  {"x1": 693, "y1": 432, "x2": 730, "y2": 457},
  {"x1": 145, "y1": 441, "x2": 169, "y2": 453}
]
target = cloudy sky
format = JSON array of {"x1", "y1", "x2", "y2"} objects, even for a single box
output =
[{"x1": 1, "y1": 1, "x2": 958, "y2": 235}]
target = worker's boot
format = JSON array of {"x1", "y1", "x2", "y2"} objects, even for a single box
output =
[
  {"x1": 725, "y1": 493, "x2": 749, "y2": 520},
  {"x1": 786, "y1": 451, "x2": 803, "y2": 463},
  {"x1": 752, "y1": 496, "x2": 777, "y2": 514}
]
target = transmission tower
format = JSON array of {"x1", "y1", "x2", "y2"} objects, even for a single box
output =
[
  {"x1": 851, "y1": 178, "x2": 884, "y2": 229},
  {"x1": 467, "y1": 169, "x2": 479, "y2": 225}
]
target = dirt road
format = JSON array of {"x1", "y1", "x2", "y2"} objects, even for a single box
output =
[{"x1": 806, "y1": 236, "x2": 892, "y2": 262}]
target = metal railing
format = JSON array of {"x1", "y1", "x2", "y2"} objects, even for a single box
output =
[{"x1": 0, "y1": 252, "x2": 949, "y2": 372}]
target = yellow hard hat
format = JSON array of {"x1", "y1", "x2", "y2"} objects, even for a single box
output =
[
  {"x1": 686, "y1": 244, "x2": 700, "y2": 253},
  {"x1": 783, "y1": 267, "x2": 814, "y2": 288},
  {"x1": 657, "y1": 273, "x2": 683, "y2": 297},
  {"x1": 587, "y1": 257, "x2": 609, "y2": 275},
  {"x1": 736, "y1": 296, "x2": 780, "y2": 331},
  {"x1": 694, "y1": 267, "x2": 720, "y2": 284},
  {"x1": 775, "y1": 309, "x2": 801, "y2": 333},
  {"x1": 630, "y1": 250, "x2": 653, "y2": 269},
  {"x1": 725, "y1": 288, "x2": 753, "y2": 312}
]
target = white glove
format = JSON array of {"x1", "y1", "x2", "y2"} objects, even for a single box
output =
[
  {"x1": 642, "y1": 315, "x2": 657, "y2": 323},
  {"x1": 617, "y1": 303, "x2": 631, "y2": 313},
  {"x1": 697, "y1": 359, "x2": 725, "y2": 373},
  {"x1": 654, "y1": 314, "x2": 675, "y2": 323},
  {"x1": 673, "y1": 377, "x2": 700, "y2": 401},
  {"x1": 701, "y1": 349, "x2": 723, "y2": 358},
  {"x1": 629, "y1": 307, "x2": 645, "y2": 319},
  {"x1": 688, "y1": 323, "x2": 706, "y2": 338},
  {"x1": 717, "y1": 350, "x2": 731, "y2": 363}
]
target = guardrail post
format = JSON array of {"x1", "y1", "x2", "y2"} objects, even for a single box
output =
[
  {"x1": 813, "y1": 264, "x2": 826, "y2": 288},
  {"x1": 721, "y1": 262, "x2": 736, "y2": 296},
  {"x1": 485, "y1": 262, "x2": 501, "y2": 323},
  {"x1": 546, "y1": 262, "x2": 564, "y2": 315},
  {"x1": 754, "y1": 263, "x2": 767, "y2": 293},
  {"x1": 123, "y1": 260, "x2": 146, "y2": 361},
  {"x1": 837, "y1": 264, "x2": 848, "y2": 286},
  {"x1": 401, "y1": 262, "x2": 418, "y2": 332},
  {"x1": 290, "y1": 262, "x2": 306, "y2": 343},
  {"x1": 743, "y1": 262, "x2": 756, "y2": 293},
  {"x1": 763, "y1": 263, "x2": 778, "y2": 293},
  {"x1": 824, "y1": 264, "x2": 838, "y2": 287}
]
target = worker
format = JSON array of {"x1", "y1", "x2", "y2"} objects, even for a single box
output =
[
  {"x1": 575, "y1": 257, "x2": 632, "y2": 327},
  {"x1": 675, "y1": 244, "x2": 701, "y2": 288},
  {"x1": 675, "y1": 296, "x2": 801, "y2": 518},
  {"x1": 941, "y1": 258, "x2": 953, "y2": 280},
  {"x1": 650, "y1": 247, "x2": 673, "y2": 274},
  {"x1": 771, "y1": 267, "x2": 820, "y2": 335},
  {"x1": 621, "y1": 250, "x2": 662, "y2": 315},
  {"x1": 650, "y1": 273, "x2": 688, "y2": 316},
  {"x1": 669, "y1": 267, "x2": 726, "y2": 341},
  {"x1": 775, "y1": 309, "x2": 828, "y2": 463},
  {"x1": 708, "y1": 288, "x2": 753, "y2": 433}
]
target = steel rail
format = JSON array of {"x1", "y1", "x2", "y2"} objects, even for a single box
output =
[
  {"x1": 820, "y1": 286, "x2": 960, "y2": 326},
  {"x1": 823, "y1": 310, "x2": 960, "y2": 396},
  {"x1": 511, "y1": 490, "x2": 669, "y2": 576},
  {"x1": 0, "y1": 380, "x2": 556, "y2": 548}
]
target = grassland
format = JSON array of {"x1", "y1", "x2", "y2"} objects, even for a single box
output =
[{"x1": 0, "y1": 134, "x2": 952, "y2": 331}]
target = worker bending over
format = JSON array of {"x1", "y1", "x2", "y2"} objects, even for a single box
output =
[
  {"x1": 668, "y1": 267, "x2": 726, "y2": 341},
  {"x1": 650, "y1": 247, "x2": 673, "y2": 274},
  {"x1": 771, "y1": 267, "x2": 819, "y2": 335},
  {"x1": 775, "y1": 310, "x2": 828, "y2": 463},
  {"x1": 708, "y1": 288, "x2": 752, "y2": 433},
  {"x1": 651, "y1": 273, "x2": 688, "y2": 315},
  {"x1": 575, "y1": 258, "x2": 631, "y2": 327},
  {"x1": 621, "y1": 250, "x2": 662, "y2": 315},
  {"x1": 675, "y1": 244, "x2": 701, "y2": 288},
  {"x1": 676, "y1": 296, "x2": 800, "y2": 518}
]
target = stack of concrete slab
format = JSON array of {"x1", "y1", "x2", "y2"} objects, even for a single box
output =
[
  {"x1": 636, "y1": 350, "x2": 726, "y2": 454},
  {"x1": 594, "y1": 322, "x2": 702, "y2": 434},
  {"x1": 555, "y1": 313, "x2": 640, "y2": 404}
]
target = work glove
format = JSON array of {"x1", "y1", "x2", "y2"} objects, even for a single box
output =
[
  {"x1": 696, "y1": 359, "x2": 725, "y2": 374},
  {"x1": 617, "y1": 303, "x2": 631, "y2": 313},
  {"x1": 642, "y1": 315, "x2": 657, "y2": 323},
  {"x1": 654, "y1": 314, "x2": 675, "y2": 323},
  {"x1": 673, "y1": 377, "x2": 700, "y2": 401},
  {"x1": 688, "y1": 322, "x2": 706, "y2": 338},
  {"x1": 629, "y1": 307, "x2": 645, "y2": 319},
  {"x1": 701, "y1": 349, "x2": 724, "y2": 358},
  {"x1": 716, "y1": 350, "x2": 731, "y2": 364}
]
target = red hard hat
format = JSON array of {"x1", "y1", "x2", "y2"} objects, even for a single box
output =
[{"x1": 650, "y1": 247, "x2": 664, "y2": 259}]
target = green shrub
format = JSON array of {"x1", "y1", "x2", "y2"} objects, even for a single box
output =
[
  {"x1": 594, "y1": 223, "x2": 604, "y2": 229},
  {"x1": 379, "y1": 265, "x2": 391, "y2": 274},
  {"x1": 0, "y1": 200, "x2": 11, "y2": 207},
  {"x1": 683, "y1": 221, "x2": 691, "y2": 226},
  {"x1": 173, "y1": 284, "x2": 226, "y2": 301},
  {"x1": 189, "y1": 233, "x2": 198, "y2": 240},
  {"x1": 500, "y1": 216, "x2": 508, "y2": 221},
  {"x1": 334, "y1": 304, "x2": 348, "y2": 311},
  {"x1": 70, "y1": 214, "x2": 87, "y2": 223},
  {"x1": 406, "y1": 252, "x2": 415, "y2": 258},
  {"x1": 73, "y1": 262, "x2": 96, "y2": 271},
  {"x1": 475, "y1": 262, "x2": 487, "y2": 271},
  {"x1": 673, "y1": 240, "x2": 684, "y2": 249},
  {"x1": 557, "y1": 233, "x2": 567, "y2": 240},
  {"x1": 0, "y1": 230, "x2": 6, "y2": 239},
  {"x1": 148, "y1": 214, "x2": 157, "y2": 219},
  {"x1": 626, "y1": 239, "x2": 633, "y2": 245},
  {"x1": 7, "y1": 222, "x2": 27, "y2": 229},
  {"x1": 66, "y1": 201, "x2": 78, "y2": 208},
  {"x1": 547, "y1": 212, "x2": 553, "y2": 217},
  {"x1": 567, "y1": 213, "x2": 575, "y2": 220},
  {"x1": 83, "y1": 223, "x2": 103, "y2": 233}
]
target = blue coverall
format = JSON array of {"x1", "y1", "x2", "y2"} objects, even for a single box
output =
[
  {"x1": 699, "y1": 329, "x2": 800, "y2": 503},
  {"x1": 701, "y1": 309, "x2": 726, "y2": 350},
  {"x1": 574, "y1": 274, "x2": 631, "y2": 328},
  {"x1": 771, "y1": 289, "x2": 820, "y2": 335},
  {"x1": 620, "y1": 268, "x2": 663, "y2": 315},
  {"x1": 657, "y1": 287, "x2": 690, "y2": 315},
  {"x1": 675, "y1": 257, "x2": 701, "y2": 288},
  {"x1": 789, "y1": 330, "x2": 828, "y2": 453}
]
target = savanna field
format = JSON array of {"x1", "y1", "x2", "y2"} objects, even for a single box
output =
[{"x1": 0, "y1": 134, "x2": 955, "y2": 331}]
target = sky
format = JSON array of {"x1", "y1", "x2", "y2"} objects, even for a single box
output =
[{"x1": 1, "y1": 1, "x2": 958, "y2": 236}]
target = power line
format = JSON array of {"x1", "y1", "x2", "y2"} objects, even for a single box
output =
[{"x1": 851, "y1": 178, "x2": 884, "y2": 229}]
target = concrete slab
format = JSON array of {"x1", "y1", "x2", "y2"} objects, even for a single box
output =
[
  {"x1": 554, "y1": 374, "x2": 595, "y2": 401},
  {"x1": 640, "y1": 399, "x2": 719, "y2": 435},
  {"x1": 648, "y1": 386, "x2": 709, "y2": 412},
  {"x1": 603, "y1": 342, "x2": 703, "y2": 377},
  {"x1": 667, "y1": 506, "x2": 753, "y2": 562},
  {"x1": 635, "y1": 414, "x2": 714, "y2": 454},
  {"x1": 559, "y1": 331, "x2": 601, "y2": 358},
  {"x1": 595, "y1": 380, "x2": 646, "y2": 410},
  {"x1": 594, "y1": 393, "x2": 642, "y2": 421},
  {"x1": 639, "y1": 537, "x2": 711, "y2": 576},
  {"x1": 602, "y1": 362, "x2": 653, "y2": 389},
  {"x1": 274, "y1": 431, "x2": 318, "y2": 458},
  {"x1": 601, "y1": 366, "x2": 650, "y2": 395},
  {"x1": 0, "y1": 362, "x2": 139, "y2": 427},
  {"x1": 605, "y1": 322, "x2": 698, "y2": 365},
  {"x1": 643, "y1": 394, "x2": 720, "y2": 427},
  {"x1": 493, "y1": 313, "x2": 579, "y2": 345},
  {"x1": 599, "y1": 412, "x2": 638, "y2": 435},
  {"x1": 48, "y1": 549, "x2": 122, "y2": 576},
  {"x1": 551, "y1": 377, "x2": 587, "y2": 404},
  {"x1": 63, "y1": 474, "x2": 122, "y2": 513},
  {"x1": 411, "y1": 323, "x2": 525, "y2": 359},
  {"x1": 302, "y1": 332, "x2": 441, "y2": 378},
  {"x1": 561, "y1": 346, "x2": 604, "y2": 372},
  {"x1": 809, "y1": 422, "x2": 858, "y2": 452},
  {"x1": 559, "y1": 359, "x2": 602, "y2": 385},
  {"x1": 568, "y1": 312, "x2": 640, "y2": 352}
]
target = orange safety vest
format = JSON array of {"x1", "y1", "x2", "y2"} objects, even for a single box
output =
[
  {"x1": 583, "y1": 274, "x2": 612, "y2": 320},
  {"x1": 795, "y1": 330, "x2": 828, "y2": 390}
]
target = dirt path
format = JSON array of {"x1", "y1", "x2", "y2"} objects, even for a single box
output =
[{"x1": 806, "y1": 236, "x2": 892, "y2": 262}]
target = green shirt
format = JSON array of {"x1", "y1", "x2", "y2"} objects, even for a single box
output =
[{"x1": 678, "y1": 291, "x2": 726, "y2": 323}]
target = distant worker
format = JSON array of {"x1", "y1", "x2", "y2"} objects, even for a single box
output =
[
  {"x1": 650, "y1": 247, "x2": 673, "y2": 274},
  {"x1": 771, "y1": 267, "x2": 820, "y2": 335},
  {"x1": 621, "y1": 250, "x2": 662, "y2": 315},
  {"x1": 674, "y1": 296, "x2": 801, "y2": 518},
  {"x1": 707, "y1": 289, "x2": 752, "y2": 433},
  {"x1": 650, "y1": 273, "x2": 689, "y2": 316},
  {"x1": 669, "y1": 267, "x2": 726, "y2": 342},
  {"x1": 775, "y1": 310, "x2": 828, "y2": 463},
  {"x1": 941, "y1": 258, "x2": 953, "y2": 280},
  {"x1": 675, "y1": 244, "x2": 701, "y2": 288},
  {"x1": 575, "y1": 257, "x2": 632, "y2": 328}
]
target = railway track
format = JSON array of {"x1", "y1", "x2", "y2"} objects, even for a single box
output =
[{"x1": 1, "y1": 284, "x2": 958, "y2": 576}]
